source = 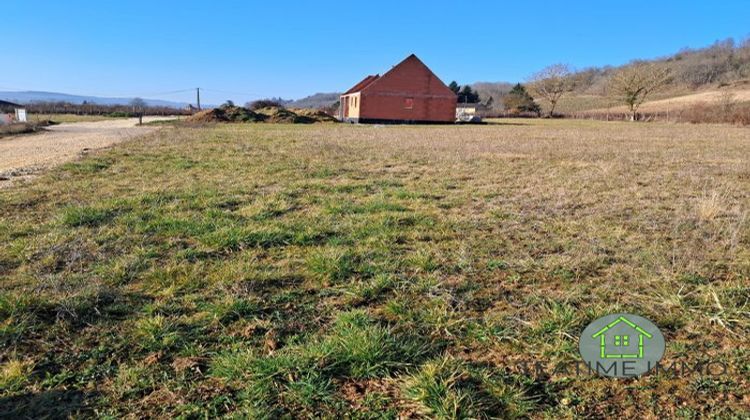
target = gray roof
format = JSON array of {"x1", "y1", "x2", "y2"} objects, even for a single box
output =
[{"x1": 0, "y1": 100, "x2": 21, "y2": 108}]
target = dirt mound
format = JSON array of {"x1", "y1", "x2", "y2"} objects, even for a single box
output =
[
  {"x1": 291, "y1": 108, "x2": 338, "y2": 123},
  {"x1": 222, "y1": 106, "x2": 265, "y2": 122},
  {"x1": 186, "y1": 106, "x2": 265, "y2": 123},
  {"x1": 185, "y1": 109, "x2": 227, "y2": 123},
  {"x1": 253, "y1": 106, "x2": 310, "y2": 123},
  {"x1": 186, "y1": 105, "x2": 338, "y2": 124}
]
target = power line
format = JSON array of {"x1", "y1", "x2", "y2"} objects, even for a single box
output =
[
  {"x1": 132, "y1": 88, "x2": 195, "y2": 97},
  {"x1": 200, "y1": 88, "x2": 265, "y2": 97}
]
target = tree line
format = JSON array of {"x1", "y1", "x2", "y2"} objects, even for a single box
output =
[
  {"x1": 22, "y1": 99, "x2": 191, "y2": 117},
  {"x1": 449, "y1": 80, "x2": 541, "y2": 116}
]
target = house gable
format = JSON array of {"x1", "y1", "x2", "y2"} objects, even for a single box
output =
[
  {"x1": 339, "y1": 54, "x2": 457, "y2": 123},
  {"x1": 359, "y1": 54, "x2": 455, "y2": 98}
]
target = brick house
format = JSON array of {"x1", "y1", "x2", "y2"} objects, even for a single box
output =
[{"x1": 339, "y1": 54, "x2": 457, "y2": 124}]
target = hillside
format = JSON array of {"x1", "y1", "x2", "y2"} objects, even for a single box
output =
[
  {"x1": 472, "y1": 37, "x2": 750, "y2": 114},
  {"x1": 287, "y1": 92, "x2": 340, "y2": 109},
  {"x1": 0, "y1": 91, "x2": 188, "y2": 108},
  {"x1": 569, "y1": 38, "x2": 750, "y2": 96},
  {"x1": 580, "y1": 85, "x2": 750, "y2": 114}
]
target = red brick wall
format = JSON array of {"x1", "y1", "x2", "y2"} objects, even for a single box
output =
[
  {"x1": 359, "y1": 56, "x2": 456, "y2": 122},
  {"x1": 360, "y1": 94, "x2": 456, "y2": 122}
]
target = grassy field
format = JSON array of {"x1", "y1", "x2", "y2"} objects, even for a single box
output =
[
  {"x1": 551, "y1": 87, "x2": 725, "y2": 115},
  {"x1": 1, "y1": 120, "x2": 748, "y2": 418},
  {"x1": 31, "y1": 114, "x2": 126, "y2": 123}
]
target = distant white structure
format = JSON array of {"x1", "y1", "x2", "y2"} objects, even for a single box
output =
[
  {"x1": 0, "y1": 100, "x2": 26, "y2": 124},
  {"x1": 456, "y1": 102, "x2": 484, "y2": 122}
]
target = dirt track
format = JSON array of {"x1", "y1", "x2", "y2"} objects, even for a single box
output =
[{"x1": 0, "y1": 117, "x2": 172, "y2": 186}]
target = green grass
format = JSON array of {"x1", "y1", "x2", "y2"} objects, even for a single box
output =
[
  {"x1": 402, "y1": 357, "x2": 535, "y2": 419},
  {"x1": 0, "y1": 121, "x2": 749, "y2": 417}
]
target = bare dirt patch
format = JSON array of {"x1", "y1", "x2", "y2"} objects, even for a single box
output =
[{"x1": 0, "y1": 117, "x2": 173, "y2": 187}]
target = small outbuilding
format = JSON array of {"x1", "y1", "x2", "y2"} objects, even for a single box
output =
[
  {"x1": 455, "y1": 102, "x2": 486, "y2": 122},
  {"x1": 0, "y1": 100, "x2": 26, "y2": 125},
  {"x1": 340, "y1": 54, "x2": 457, "y2": 124}
]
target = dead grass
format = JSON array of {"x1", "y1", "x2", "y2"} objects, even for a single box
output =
[
  {"x1": 696, "y1": 191, "x2": 726, "y2": 222},
  {"x1": 0, "y1": 119, "x2": 748, "y2": 417},
  {"x1": 0, "y1": 121, "x2": 53, "y2": 138},
  {"x1": 31, "y1": 114, "x2": 125, "y2": 123}
]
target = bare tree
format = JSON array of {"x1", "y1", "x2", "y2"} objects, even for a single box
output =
[
  {"x1": 130, "y1": 97, "x2": 147, "y2": 113},
  {"x1": 528, "y1": 64, "x2": 574, "y2": 117},
  {"x1": 608, "y1": 63, "x2": 672, "y2": 121},
  {"x1": 130, "y1": 98, "x2": 146, "y2": 125}
]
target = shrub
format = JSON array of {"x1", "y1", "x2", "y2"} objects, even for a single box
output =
[
  {"x1": 247, "y1": 99, "x2": 285, "y2": 110},
  {"x1": 679, "y1": 101, "x2": 750, "y2": 125},
  {"x1": 108, "y1": 111, "x2": 133, "y2": 118}
]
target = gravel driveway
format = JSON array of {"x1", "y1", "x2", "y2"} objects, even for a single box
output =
[{"x1": 0, "y1": 117, "x2": 173, "y2": 187}]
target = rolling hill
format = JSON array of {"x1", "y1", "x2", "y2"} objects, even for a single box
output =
[
  {"x1": 0, "y1": 91, "x2": 189, "y2": 108},
  {"x1": 471, "y1": 37, "x2": 750, "y2": 114}
]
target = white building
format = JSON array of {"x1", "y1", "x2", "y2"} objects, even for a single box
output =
[
  {"x1": 0, "y1": 100, "x2": 26, "y2": 125},
  {"x1": 456, "y1": 102, "x2": 485, "y2": 122}
]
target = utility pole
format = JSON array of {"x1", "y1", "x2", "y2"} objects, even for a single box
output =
[{"x1": 196, "y1": 87, "x2": 201, "y2": 111}]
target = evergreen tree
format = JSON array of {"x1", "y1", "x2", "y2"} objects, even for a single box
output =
[
  {"x1": 503, "y1": 83, "x2": 541, "y2": 115},
  {"x1": 459, "y1": 85, "x2": 480, "y2": 103},
  {"x1": 449, "y1": 81, "x2": 480, "y2": 103}
]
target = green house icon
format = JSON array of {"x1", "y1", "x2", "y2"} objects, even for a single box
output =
[{"x1": 592, "y1": 316, "x2": 653, "y2": 359}]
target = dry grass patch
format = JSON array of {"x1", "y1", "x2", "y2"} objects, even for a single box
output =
[{"x1": 0, "y1": 119, "x2": 748, "y2": 417}]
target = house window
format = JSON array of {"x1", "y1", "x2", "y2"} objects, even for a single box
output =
[
  {"x1": 614, "y1": 335, "x2": 629, "y2": 346},
  {"x1": 404, "y1": 97, "x2": 414, "y2": 109}
]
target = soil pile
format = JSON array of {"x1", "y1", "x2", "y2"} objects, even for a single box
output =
[
  {"x1": 291, "y1": 108, "x2": 338, "y2": 123},
  {"x1": 186, "y1": 106, "x2": 265, "y2": 123},
  {"x1": 254, "y1": 106, "x2": 307, "y2": 123},
  {"x1": 186, "y1": 105, "x2": 337, "y2": 124}
]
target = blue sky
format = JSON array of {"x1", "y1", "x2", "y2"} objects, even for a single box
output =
[{"x1": 3, "y1": 1, "x2": 749, "y2": 105}]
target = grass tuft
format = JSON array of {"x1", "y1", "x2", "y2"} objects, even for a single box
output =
[
  {"x1": 402, "y1": 356, "x2": 534, "y2": 419},
  {"x1": 60, "y1": 205, "x2": 115, "y2": 227},
  {"x1": 306, "y1": 247, "x2": 357, "y2": 284},
  {"x1": 0, "y1": 359, "x2": 34, "y2": 392}
]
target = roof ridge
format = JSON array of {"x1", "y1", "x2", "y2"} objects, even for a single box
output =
[
  {"x1": 359, "y1": 54, "x2": 452, "y2": 95},
  {"x1": 343, "y1": 74, "x2": 380, "y2": 95}
]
